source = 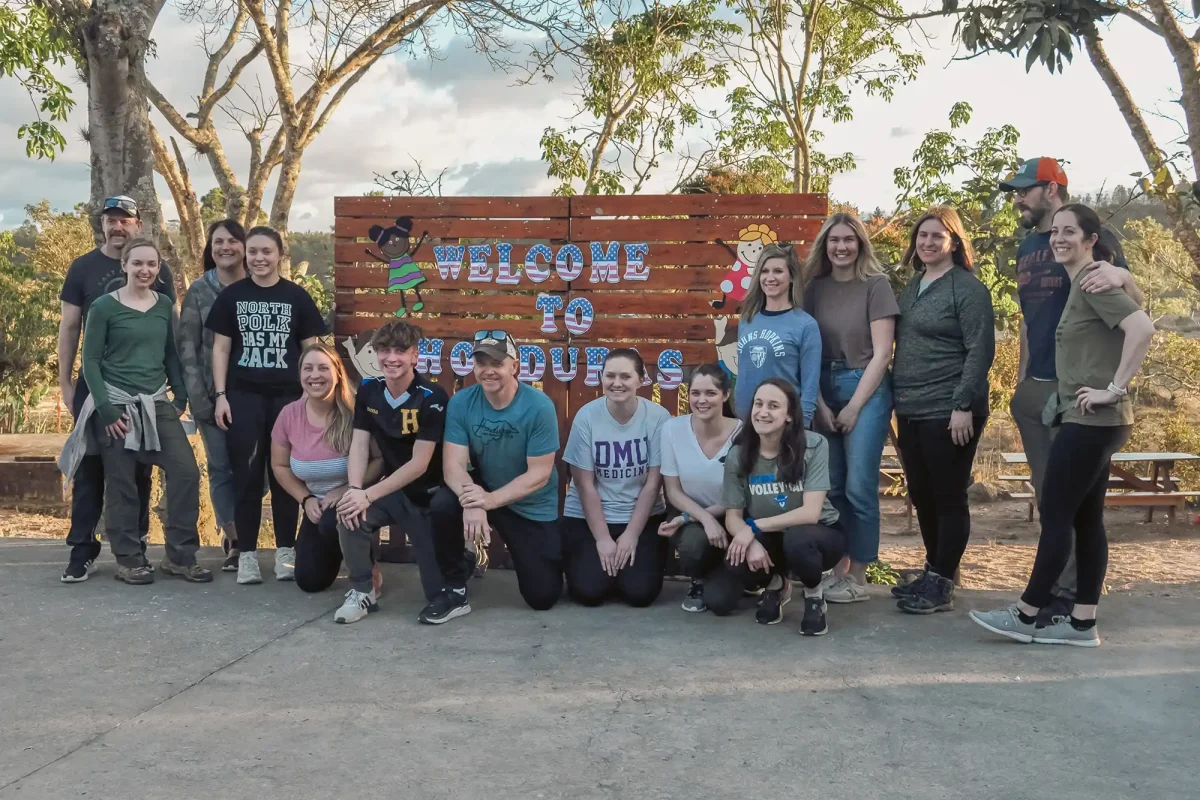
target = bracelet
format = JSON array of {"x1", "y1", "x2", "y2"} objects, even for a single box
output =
[
  {"x1": 1106, "y1": 382, "x2": 1128, "y2": 397},
  {"x1": 680, "y1": 512, "x2": 691, "y2": 523},
  {"x1": 349, "y1": 485, "x2": 363, "y2": 491},
  {"x1": 214, "y1": 390, "x2": 226, "y2": 398},
  {"x1": 301, "y1": 494, "x2": 316, "y2": 506},
  {"x1": 746, "y1": 517, "x2": 762, "y2": 536}
]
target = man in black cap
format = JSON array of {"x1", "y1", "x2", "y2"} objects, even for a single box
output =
[
  {"x1": 57, "y1": 195, "x2": 176, "y2": 582},
  {"x1": 425, "y1": 330, "x2": 564, "y2": 623},
  {"x1": 1000, "y1": 159, "x2": 1143, "y2": 623}
]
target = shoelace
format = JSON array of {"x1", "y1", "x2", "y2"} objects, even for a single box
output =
[{"x1": 344, "y1": 588, "x2": 369, "y2": 608}]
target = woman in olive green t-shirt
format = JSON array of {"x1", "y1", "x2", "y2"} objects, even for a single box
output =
[{"x1": 970, "y1": 205, "x2": 1154, "y2": 648}]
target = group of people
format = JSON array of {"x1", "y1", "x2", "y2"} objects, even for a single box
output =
[{"x1": 55, "y1": 155, "x2": 1156, "y2": 647}]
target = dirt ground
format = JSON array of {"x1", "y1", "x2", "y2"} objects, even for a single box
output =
[{"x1": 4, "y1": 497, "x2": 1198, "y2": 597}]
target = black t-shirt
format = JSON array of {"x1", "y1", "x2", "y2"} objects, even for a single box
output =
[
  {"x1": 61, "y1": 248, "x2": 176, "y2": 326},
  {"x1": 1016, "y1": 227, "x2": 1128, "y2": 381},
  {"x1": 353, "y1": 374, "x2": 448, "y2": 503},
  {"x1": 205, "y1": 277, "x2": 326, "y2": 391}
]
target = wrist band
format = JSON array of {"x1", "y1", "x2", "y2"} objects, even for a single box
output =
[
  {"x1": 301, "y1": 494, "x2": 316, "y2": 506},
  {"x1": 350, "y1": 485, "x2": 363, "y2": 491},
  {"x1": 680, "y1": 512, "x2": 691, "y2": 523},
  {"x1": 1106, "y1": 382, "x2": 1128, "y2": 397},
  {"x1": 746, "y1": 517, "x2": 762, "y2": 537},
  {"x1": 214, "y1": 390, "x2": 226, "y2": 398}
]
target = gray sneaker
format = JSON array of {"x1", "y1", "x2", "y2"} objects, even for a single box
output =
[
  {"x1": 1032, "y1": 619, "x2": 1101, "y2": 648},
  {"x1": 968, "y1": 605, "x2": 1037, "y2": 643},
  {"x1": 825, "y1": 574, "x2": 869, "y2": 604},
  {"x1": 681, "y1": 580, "x2": 706, "y2": 613}
]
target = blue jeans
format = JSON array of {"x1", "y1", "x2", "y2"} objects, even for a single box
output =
[
  {"x1": 197, "y1": 420, "x2": 236, "y2": 531},
  {"x1": 819, "y1": 366, "x2": 893, "y2": 564}
]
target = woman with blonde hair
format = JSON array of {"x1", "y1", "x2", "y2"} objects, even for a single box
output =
[
  {"x1": 270, "y1": 342, "x2": 382, "y2": 595},
  {"x1": 733, "y1": 243, "x2": 822, "y2": 428},
  {"x1": 891, "y1": 206, "x2": 995, "y2": 615},
  {"x1": 803, "y1": 212, "x2": 899, "y2": 603}
]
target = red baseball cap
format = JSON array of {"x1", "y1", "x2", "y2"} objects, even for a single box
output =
[{"x1": 999, "y1": 158, "x2": 1068, "y2": 191}]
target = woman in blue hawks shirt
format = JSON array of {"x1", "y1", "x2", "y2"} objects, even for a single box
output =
[
  {"x1": 734, "y1": 244, "x2": 822, "y2": 428},
  {"x1": 562, "y1": 349, "x2": 672, "y2": 607}
]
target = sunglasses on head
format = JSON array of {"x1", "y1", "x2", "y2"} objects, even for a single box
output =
[
  {"x1": 473, "y1": 329, "x2": 509, "y2": 342},
  {"x1": 103, "y1": 197, "x2": 138, "y2": 213}
]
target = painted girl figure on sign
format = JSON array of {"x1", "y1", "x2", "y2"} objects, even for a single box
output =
[
  {"x1": 366, "y1": 216, "x2": 428, "y2": 317},
  {"x1": 712, "y1": 223, "x2": 778, "y2": 310}
]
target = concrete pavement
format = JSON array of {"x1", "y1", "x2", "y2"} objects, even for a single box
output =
[{"x1": 0, "y1": 536, "x2": 1196, "y2": 799}]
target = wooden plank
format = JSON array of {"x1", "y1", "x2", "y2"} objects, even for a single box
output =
[
  {"x1": 334, "y1": 217, "x2": 569, "y2": 239},
  {"x1": 569, "y1": 217, "x2": 824, "y2": 243},
  {"x1": 335, "y1": 264, "x2": 745, "y2": 292},
  {"x1": 335, "y1": 241, "x2": 811, "y2": 269},
  {"x1": 570, "y1": 193, "x2": 828, "y2": 218},
  {"x1": 336, "y1": 289, "x2": 731, "y2": 317},
  {"x1": 335, "y1": 196, "x2": 570, "y2": 218},
  {"x1": 335, "y1": 315, "x2": 727, "y2": 341}
]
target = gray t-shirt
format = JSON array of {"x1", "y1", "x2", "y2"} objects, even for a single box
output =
[
  {"x1": 804, "y1": 273, "x2": 899, "y2": 369},
  {"x1": 659, "y1": 414, "x2": 741, "y2": 509},
  {"x1": 563, "y1": 396, "x2": 670, "y2": 523},
  {"x1": 721, "y1": 431, "x2": 839, "y2": 526}
]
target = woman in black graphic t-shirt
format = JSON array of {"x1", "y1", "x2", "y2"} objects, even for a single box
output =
[{"x1": 206, "y1": 226, "x2": 326, "y2": 586}]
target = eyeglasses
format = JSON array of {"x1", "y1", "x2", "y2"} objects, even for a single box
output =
[
  {"x1": 103, "y1": 197, "x2": 138, "y2": 213},
  {"x1": 1013, "y1": 182, "x2": 1048, "y2": 199},
  {"x1": 473, "y1": 329, "x2": 509, "y2": 342}
]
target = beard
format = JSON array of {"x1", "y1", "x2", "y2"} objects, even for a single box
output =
[{"x1": 1018, "y1": 205, "x2": 1046, "y2": 230}]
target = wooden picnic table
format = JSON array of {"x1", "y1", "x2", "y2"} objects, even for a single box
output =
[{"x1": 1002, "y1": 451, "x2": 1200, "y2": 523}]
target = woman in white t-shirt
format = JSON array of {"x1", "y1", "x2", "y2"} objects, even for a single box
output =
[
  {"x1": 657, "y1": 365, "x2": 741, "y2": 613},
  {"x1": 562, "y1": 349, "x2": 671, "y2": 607}
]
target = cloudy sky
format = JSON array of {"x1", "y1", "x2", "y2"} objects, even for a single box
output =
[{"x1": 0, "y1": 3, "x2": 1187, "y2": 231}]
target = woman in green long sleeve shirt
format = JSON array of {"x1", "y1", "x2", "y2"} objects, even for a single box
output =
[{"x1": 79, "y1": 239, "x2": 211, "y2": 586}]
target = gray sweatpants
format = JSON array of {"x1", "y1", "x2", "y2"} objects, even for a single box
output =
[{"x1": 1010, "y1": 377, "x2": 1078, "y2": 600}]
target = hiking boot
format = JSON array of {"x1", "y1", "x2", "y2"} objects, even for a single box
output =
[
  {"x1": 159, "y1": 559, "x2": 214, "y2": 583},
  {"x1": 61, "y1": 543, "x2": 102, "y2": 583},
  {"x1": 755, "y1": 578, "x2": 791, "y2": 625},
  {"x1": 825, "y1": 573, "x2": 869, "y2": 604},
  {"x1": 114, "y1": 564, "x2": 154, "y2": 585},
  {"x1": 1032, "y1": 618, "x2": 1101, "y2": 648},
  {"x1": 274, "y1": 547, "x2": 296, "y2": 581},
  {"x1": 1035, "y1": 594, "x2": 1074, "y2": 627},
  {"x1": 891, "y1": 569, "x2": 930, "y2": 599},
  {"x1": 800, "y1": 595, "x2": 829, "y2": 636},
  {"x1": 968, "y1": 604, "x2": 1037, "y2": 643},
  {"x1": 418, "y1": 587, "x2": 472, "y2": 625},
  {"x1": 237, "y1": 552, "x2": 263, "y2": 585},
  {"x1": 334, "y1": 588, "x2": 379, "y2": 624},
  {"x1": 681, "y1": 580, "x2": 706, "y2": 613},
  {"x1": 897, "y1": 574, "x2": 954, "y2": 614}
]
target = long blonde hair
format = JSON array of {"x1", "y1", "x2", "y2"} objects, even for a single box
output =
[
  {"x1": 741, "y1": 244, "x2": 805, "y2": 323},
  {"x1": 300, "y1": 343, "x2": 355, "y2": 455},
  {"x1": 802, "y1": 212, "x2": 884, "y2": 284}
]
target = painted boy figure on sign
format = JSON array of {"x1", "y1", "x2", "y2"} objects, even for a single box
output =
[
  {"x1": 366, "y1": 216, "x2": 429, "y2": 317},
  {"x1": 712, "y1": 223, "x2": 778, "y2": 310}
]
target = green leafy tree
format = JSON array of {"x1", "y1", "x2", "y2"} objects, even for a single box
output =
[
  {"x1": 540, "y1": 0, "x2": 737, "y2": 195},
  {"x1": 717, "y1": 0, "x2": 923, "y2": 192},
  {"x1": 0, "y1": 232, "x2": 60, "y2": 432},
  {"x1": 869, "y1": 102, "x2": 1023, "y2": 325},
  {"x1": 16, "y1": 200, "x2": 95, "y2": 278},
  {"x1": 0, "y1": 6, "x2": 75, "y2": 159},
  {"x1": 1122, "y1": 217, "x2": 1200, "y2": 318}
]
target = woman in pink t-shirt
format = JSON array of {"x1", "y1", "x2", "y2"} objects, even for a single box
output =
[{"x1": 271, "y1": 343, "x2": 381, "y2": 593}]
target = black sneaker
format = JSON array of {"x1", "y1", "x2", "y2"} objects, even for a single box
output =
[
  {"x1": 1036, "y1": 594, "x2": 1074, "y2": 627},
  {"x1": 418, "y1": 587, "x2": 472, "y2": 625},
  {"x1": 897, "y1": 575, "x2": 954, "y2": 614},
  {"x1": 681, "y1": 580, "x2": 706, "y2": 613},
  {"x1": 890, "y1": 569, "x2": 929, "y2": 599},
  {"x1": 800, "y1": 595, "x2": 828, "y2": 636},
  {"x1": 61, "y1": 543, "x2": 102, "y2": 583},
  {"x1": 755, "y1": 579, "x2": 791, "y2": 625}
]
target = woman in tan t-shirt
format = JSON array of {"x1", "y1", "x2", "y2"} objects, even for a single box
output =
[
  {"x1": 802, "y1": 212, "x2": 899, "y2": 603},
  {"x1": 970, "y1": 204, "x2": 1154, "y2": 648}
]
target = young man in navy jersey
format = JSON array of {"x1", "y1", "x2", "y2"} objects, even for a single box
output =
[
  {"x1": 330, "y1": 320, "x2": 450, "y2": 624},
  {"x1": 1001, "y1": 158, "x2": 1144, "y2": 624}
]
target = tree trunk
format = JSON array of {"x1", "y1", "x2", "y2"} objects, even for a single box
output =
[
  {"x1": 1086, "y1": 33, "x2": 1200, "y2": 289},
  {"x1": 1140, "y1": 0, "x2": 1200, "y2": 181},
  {"x1": 269, "y1": 151, "x2": 304, "y2": 277},
  {"x1": 79, "y1": 0, "x2": 180, "y2": 295}
]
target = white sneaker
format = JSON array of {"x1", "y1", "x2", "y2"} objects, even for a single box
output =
[
  {"x1": 237, "y1": 552, "x2": 263, "y2": 585},
  {"x1": 825, "y1": 574, "x2": 870, "y2": 604},
  {"x1": 334, "y1": 588, "x2": 379, "y2": 624},
  {"x1": 274, "y1": 547, "x2": 296, "y2": 581}
]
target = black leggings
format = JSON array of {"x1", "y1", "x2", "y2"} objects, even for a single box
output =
[
  {"x1": 225, "y1": 388, "x2": 300, "y2": 552},
  {"x1": 563, "y1": 515, "x2": 667, "y2": 607},
  {"x1": 1022, "y1": 423, "x2": 1131, "y2": 608},
  {"x1": 673, "y1": 521, "x2": 726, "y2": 579},
  {"x1": 895, "y1": 415, "x2": 986, "y2": 579},
  {"x1": 429, "y1": 487, "x2": 563, "y2": 611},
  {"x1": 294, "y1": 507, "x2": 343, "y2": 593},
  {"x1": 705, "y1": 524, "x2": 845, "y2": 616}
]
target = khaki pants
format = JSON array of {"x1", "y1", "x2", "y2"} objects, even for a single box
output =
[{"x1": 1010, "y1": 377, "x2": 1078, "y2": 600}]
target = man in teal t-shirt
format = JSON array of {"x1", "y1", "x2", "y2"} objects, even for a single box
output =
[{"x1": 425, "y1": 331, "x2": 563, "y2": 624}]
